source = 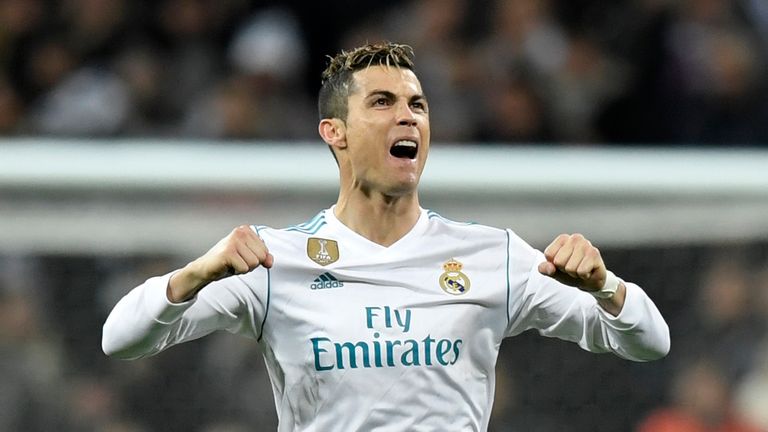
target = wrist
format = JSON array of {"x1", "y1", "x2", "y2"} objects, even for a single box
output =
[
  {"x1": 589, "y1": 270, "x2": 622, "y2": 299},
  {"x1": 596, "y1": 282, "x2": 626, "y2": 316},
  {"x1": 167, "y1": 264, "x2": 208, "y2": 303}
]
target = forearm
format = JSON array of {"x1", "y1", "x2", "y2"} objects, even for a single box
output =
[
  {"x1": 594, "y1": 282, "x2": 670, "y2": 361},
  {"x1": 102, "y1": 270, "x2": 260, "y2": 360},
  {"x1": 513, "y1": 268, "x2": 670, "y2": 362},
  {"x1": 102, "y1": 272, "x2": 193, "y2": 359}
]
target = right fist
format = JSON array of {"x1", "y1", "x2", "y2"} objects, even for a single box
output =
[{"x1": 168, "y1": 225, "x2": 273, "y2": 302}]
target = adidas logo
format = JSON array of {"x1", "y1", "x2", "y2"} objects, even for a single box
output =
[{"x1": 310, "y1": 272, "x2": 344, "y2": 290}]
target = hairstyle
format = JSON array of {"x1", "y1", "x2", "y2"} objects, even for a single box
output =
[{"x1": 318, "y1": 42, "x2": 415, "y2": 121}]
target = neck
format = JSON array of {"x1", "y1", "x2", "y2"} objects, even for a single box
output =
[{"x1": 334, "y1": 189, "x2": 421, "y2": 247}]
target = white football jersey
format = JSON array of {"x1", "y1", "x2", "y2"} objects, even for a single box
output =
[{"x1": 102, "y1": 207, "x2": 669, "y2": 431}]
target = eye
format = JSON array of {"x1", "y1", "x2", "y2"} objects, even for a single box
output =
[
  {"x1": 411, "y1": 101, "x2": 427, "y2": 112},
  {"x1": 373, "y1": 97, "x2": 390, "y2": 106}
]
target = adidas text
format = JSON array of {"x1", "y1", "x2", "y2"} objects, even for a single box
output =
[
  {"x1": 311, "y1": 280, "x2": 344, "y2": 290},
  {"x1": 310, "y1": 273, "x2": 344, "y2": 290}
]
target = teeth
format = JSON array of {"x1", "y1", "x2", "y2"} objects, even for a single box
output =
[{"x1": 394, "y1": 140, "x2": 417, "y2": 148}]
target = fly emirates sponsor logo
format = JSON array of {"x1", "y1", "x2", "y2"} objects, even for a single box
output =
[{"x1": 310, "y1": 306, "x2": 463, "y2": 371}]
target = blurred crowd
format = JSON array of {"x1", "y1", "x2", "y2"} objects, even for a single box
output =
[
  {"x1": 2, "y1": 243, "x2": 768, "y2": 431},
  {"x1": 1, "y1": 0, "x2": 767, "y2": 144}
]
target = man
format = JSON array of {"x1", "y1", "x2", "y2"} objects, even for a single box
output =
[{"x1": 102, "y1": 42, "x2": 669, "y2": 431}]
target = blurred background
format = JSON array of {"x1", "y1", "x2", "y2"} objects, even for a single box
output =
[{"x1": 1, "y1": 0, "x2": 768, "y2": 431}]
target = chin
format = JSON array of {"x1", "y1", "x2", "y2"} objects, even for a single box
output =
[{"x1": 386, "y1": 181, "x2": 419, "y2": 197}]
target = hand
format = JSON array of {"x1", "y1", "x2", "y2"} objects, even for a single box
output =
[
  {"x1": 537, "y1": 233, "x2": 606, "y2": 293},
  {"x1": 168, "y1": 225, "x2": 273, "y2": 302}
]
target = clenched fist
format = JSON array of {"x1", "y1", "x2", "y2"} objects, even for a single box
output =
[
  {"x1": 537, "y1": 233, "x2": 626, "y2": 315},
  {"x1": 537, "y1": 233, "x2": 606, "y2": 293},
  {"x1": 167, "y1": 225, "x2": 273, "y2": 302}
]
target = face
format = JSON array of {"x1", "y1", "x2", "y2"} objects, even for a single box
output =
[{"x1": 335, "y1": 65, "x2": 430, "y2": 197}]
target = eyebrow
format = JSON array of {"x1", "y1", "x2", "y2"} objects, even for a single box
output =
[{"x1": 365, "y1": 90, "x2": 428, "y2": 103}]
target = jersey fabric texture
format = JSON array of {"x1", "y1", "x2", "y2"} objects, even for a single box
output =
[{"x1": 102, "y1": 207, "x2": 669, "y2": 431}]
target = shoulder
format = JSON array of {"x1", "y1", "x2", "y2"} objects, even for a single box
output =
[
  {"x1": 425, "y1": 209, "x2": 506, "y2": 238},
  {"x1": 253, "y1": 210, "x2": 326, "y2": 234},
  {"x1": 250, "y1": 210, "x2": 329, "y2": 248},
  {"x1": 425, "y1": 209, "x2": 538, "y2": 258}
]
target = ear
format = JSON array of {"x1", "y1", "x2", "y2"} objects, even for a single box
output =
[{"x1": 318, "y1": 118, "x2": 347, "y2": 150}]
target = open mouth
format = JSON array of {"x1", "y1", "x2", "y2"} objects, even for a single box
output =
[{"x1": 390, "y1": 140, "x2": 418, "y2": 159}]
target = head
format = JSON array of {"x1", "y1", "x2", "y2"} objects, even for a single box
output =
[{"x1": 318, "y1": 42, "x2": 430, "y2": 197}]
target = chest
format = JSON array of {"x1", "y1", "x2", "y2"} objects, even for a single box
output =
[{"x1": 260, "y1": 244, "x2": 509, "y2": 368}]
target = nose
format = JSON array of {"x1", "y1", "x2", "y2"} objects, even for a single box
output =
[{"x1": 396, "y1": 102, "x2": 417, "y2": 127}]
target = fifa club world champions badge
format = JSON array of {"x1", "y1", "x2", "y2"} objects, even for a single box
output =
[
  {"x1": 439, "y1": 258, "x2": 471, "y2": 295},
  {"x1": 307, "y1": 237, "x2": 339, "y2": 266}
]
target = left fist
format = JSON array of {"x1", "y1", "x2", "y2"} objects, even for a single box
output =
[{"x1": 537, "y1": 233, "x2": 606, "y2": 293}]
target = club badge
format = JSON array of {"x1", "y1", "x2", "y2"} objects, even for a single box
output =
[
  {"x1": 439, "y1": 258, "x2": 470, "y2": 295},
  {"x1": 307, "y1": 237, "x2": 339, "y2": 266}
]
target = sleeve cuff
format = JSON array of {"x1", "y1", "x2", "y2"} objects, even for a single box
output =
[{"x1": 140, "y1": 271, "x2": 197, "y2": 324}]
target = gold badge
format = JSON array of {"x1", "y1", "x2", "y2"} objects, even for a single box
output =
[
  {"x1": 307, "y1": 237, "x2": 339, "y2": 266},
  {"x1": 439, "y1": 258, "x2": 470, "y2": 295}
]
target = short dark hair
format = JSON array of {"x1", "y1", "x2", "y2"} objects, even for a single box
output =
[{"x1": 318, "y1": 42, "x2": 415, "y2": 121}]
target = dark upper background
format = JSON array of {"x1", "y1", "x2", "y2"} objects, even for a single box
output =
[{"x1": 1, "y1": 0, "x2": 767, "y2": 145}]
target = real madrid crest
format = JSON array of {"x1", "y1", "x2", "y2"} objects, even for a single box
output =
[
  {"x1": 307, "y1": 237, "x2": 339, "y2": 266},
  {"x1": 439, "y1": 258, "x2": 471, "y2": 295}
]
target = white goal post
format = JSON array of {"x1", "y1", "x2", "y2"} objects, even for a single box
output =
[{"x1": 2, "y1": 139, "x2": 767, "y2": 255}]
